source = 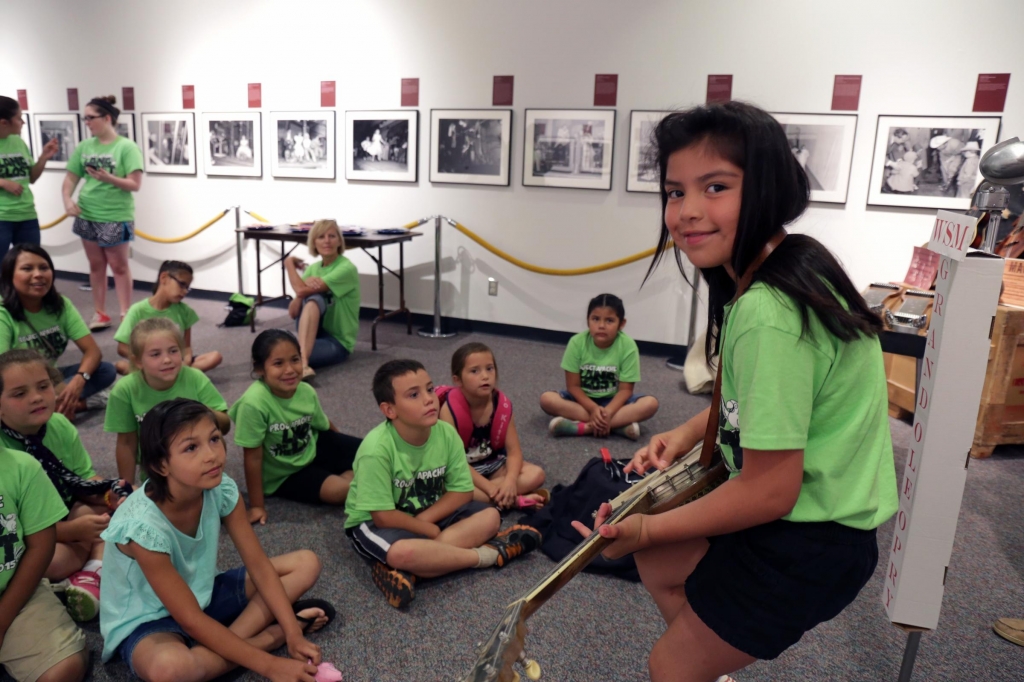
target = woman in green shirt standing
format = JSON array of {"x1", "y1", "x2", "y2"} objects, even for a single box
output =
[
  {"x1": 61, "y1": 95, "x2": 143, "y2": 331},
  {"x1": 284, "y1": 219, "x2": 360, "y2": 380},
  {"x1": 0, "y1": 95, "x2": 59, "y2": 254}
]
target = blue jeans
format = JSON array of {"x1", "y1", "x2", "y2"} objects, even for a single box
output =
[
  {"x1": 0, "y1": 219, "x2": 41, "y2": 255},
  {"x1": 116, "y1": 567, "x2": 249, "y2": 675},
  {"x1": 61, "y1": 361, "x2": 116, "y2": 398},
  {"x1": 296, "y1": 294, "x2": 350, "y2": 369}
]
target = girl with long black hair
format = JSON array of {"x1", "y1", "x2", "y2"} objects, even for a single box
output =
[{"x1": 574, "y1": 102, "x2": 898, "y2": 682}]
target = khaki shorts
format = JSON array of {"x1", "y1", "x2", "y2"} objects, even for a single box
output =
[{"x1": 0, "y1": 580, "x2": 86, "y2": 682}]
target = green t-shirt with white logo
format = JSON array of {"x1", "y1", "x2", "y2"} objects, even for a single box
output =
[
  {"x1": 228, "y1": 380, "x2": 330, "y2": 495},
  {"x1": 67, "y1": 136, "x2": 143, "y2": 222},
  {"x1": 718, "y1": 283, "x2": 898, "y2": 530},
  {"x1": 0, "y1": 296, "x2": 91, "y2": 364},
  {"x1": 0, "y1": 448, "x2": 68, "y2": 594},
  {"x1": 114, "y1": 299, "x2": 200, "y2": 344},
  {"x1": 104, "y1": 366, "x2": 227, "y2": 437},
  {"x1": 560, "y1": 330, "x2": 641, "y2": 399},
  {"x1": 344, "y1": 420, "x2": 475, "y2": 529},
  {"x1": 302, "y1": 256, "x2": 360, "y2": 353},
  {"x1": 0, "y1": 134, "x2": 37, "y2": 221},
  {"x1": 1, "y1": 413, "x2": 96, "y2": 509}
]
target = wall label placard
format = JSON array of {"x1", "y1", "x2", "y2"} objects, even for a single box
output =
[
  {"x1": 67, "y1": 88, "x2": 79, "y2": 111},
  {"x1": 831, "y1": 75, "x2": 862, "y2": 111},
  {"x1": 248, "y1": 83, "x2": 261, "y2": 108},
  {"x1": 401, "y1": 78, "x2": 419, "y2": 107},
  {"x1": 182, "y1": 85, "x2": 195, "y2": 109},
  {"x1": 493, "y1": 75, "x2": 514, "y2": 106},
  {"x1": 321, "y1": 81, "x2": 336, "y2": 107},
  {"x1": 706, "y1": 75, "x2": 732, "y2": 104},
  {"x1": 122, "y1": 87, "x2": 135, "y2": 111},
  {"x1": 973, "y1": 73, "x2": 1010, "y2": 113},
  {"x1": 594, "y1": 74, "x2": 618, "y2": 106},
  {"x1": 16, "y1": 90, "x2": 28, "y2": 110}
]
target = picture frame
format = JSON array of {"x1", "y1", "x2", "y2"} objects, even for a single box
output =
[
  {"x1": 345, "y1": 110, "x2": 418, "y2": 183},
  {"x1": 20, "y1": 113, "x2": 32, "y2": 155},
  {"x1": 84, "y1": 112, "x2": 136, "y2": 143},
  {"x1": 270, "y1": 111, "x2": 335, "y2": 180},
  {"x1": 867, "y1": 114, "x2": 1001, "y2": 210},
  {"x1": 627, "y1": 110, "x2": 669, "y2": 193},
  {"x1": 523, "y1": 108, "x2": 616, "y2": 190},
  {"x1": 771, "y1": 112, "x2": 858, "y2": 204},
  {"x1": 140, "y1": 112, "x2": 197, "y2": 175},
  {"x1": 32, "y1": 113, "x2": 81, "y2": 170},
  {"x1": 202, "y1": 112, "x2": 262, "y2": 178},
  {"x1": 429, "y1": 109, "x2": 512, "y2": 186}
]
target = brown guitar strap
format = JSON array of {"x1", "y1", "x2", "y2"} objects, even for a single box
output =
[{"x1": 698, "y1": 230, "x2": 787, "y2": 468}]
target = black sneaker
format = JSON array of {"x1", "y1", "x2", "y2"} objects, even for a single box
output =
[
  {"x1": 371, "y1": 562, "x2": 416, "y2": 608},
  {"x1": 485, "y1": 524, "x2": 542, "y2": 568}
]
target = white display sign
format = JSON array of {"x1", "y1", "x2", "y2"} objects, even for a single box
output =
[
  {"x1": 883, "y1": 252, "x2": 1002, "y2": 628},
  {"x1": 927, "y1": 210, "x2": 978, "y2": 262}
]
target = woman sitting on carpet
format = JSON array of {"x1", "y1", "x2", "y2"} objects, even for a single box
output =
[{"x1": 284, "y1": 219, "x2": 360, "y2": 380}]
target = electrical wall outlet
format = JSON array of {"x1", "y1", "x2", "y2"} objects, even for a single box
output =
[{"x1": 488, "y1": 278, "x2": 498, "y2": 296}]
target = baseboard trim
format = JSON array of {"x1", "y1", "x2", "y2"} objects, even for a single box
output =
[{"x1": 56, "y1": 271, "x2": 686, "y2": 357}]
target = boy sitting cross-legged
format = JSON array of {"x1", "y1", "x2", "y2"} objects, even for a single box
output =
[{"x1": 344, "y1": 359, "x2": 542, "y2": 608}]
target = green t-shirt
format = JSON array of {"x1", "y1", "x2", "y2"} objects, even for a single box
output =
[
  {"x1": 560, "y1": 330, "x2": 641, "y2": 399},
  {"x1": 0, "y1": 448, "x2": 68, "y2": 594},
  {"x1": 0, "y1": 413, "x2": 96, "y2": 509},
  {"x1": 344, "y1": 420, "x2": 475, "y2": 529},
  {"x1": 0, "y1": 296, "x2": 91, "y2": 363},
  {"x1": 229, "y1": 381, "x2": 330, "y2": 495},
  {"x1": 67, "y1": 136, "x2": 143, "y2": 222},
  {"x1": 302, "y1": 256, "x2": 360, "y2": 353},
  {"x1": 104, "y1": 366, "x2": 228, "y2": 437},
  {"x1": 0, "y1": 134, "x2": 37, "y2": 221},
  {"x1": 718, "y1": 283, "x2": 898, "y2": 530},
  {"x1": 114, "y1": 299, "x2": 200, "y2": 344}
]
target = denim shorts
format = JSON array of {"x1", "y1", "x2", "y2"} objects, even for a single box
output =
[
  {"x1": 295, "y1": 293, "x2": 350, "y2": 369},
  {"x1": 117, "y1": 566, "x2": 249, "y2": 675},
  {"x1": 555, "y1": 389, "x2": 647, "y2": 407}
]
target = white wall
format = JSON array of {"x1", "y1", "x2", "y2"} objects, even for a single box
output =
[{"x1": 1, "y1": 0, "x2": 1020, "y2": 345}]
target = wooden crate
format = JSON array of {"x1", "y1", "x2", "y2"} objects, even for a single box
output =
[
  {"x1": 971, "y1": 305, "x2": 1024, "y2": 458},
  {"x1": 885, "y1": 352, "x2": 918, "y2": 415}
]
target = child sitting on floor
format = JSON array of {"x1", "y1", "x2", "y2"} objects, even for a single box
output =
[
  {"x1": 113, "y1": 260, "x2": 223, "y2": 375},
  {"x1": 438, "y1": 342, "x2": 547, "y2": 510},
  {"x1": 0, "y1": 446, "x2": 89, "y2": 682},
  {"x1": 99, "y1": 398, "x2": 337, "y2": 681},
  {"x1": 230, "y1": 330, "x2": 362, "y2": 525},
  {"x1": 344, "y1": 359, "x2": 542, "y2": 609},
  {"x1": 541, "y1": 293, "x2": 659, "y2": 440},
  {"x1": 0, "y1": 349, "x2": 133, "y2": 622},
  {"x1": 105, "y1": 318, "x2": 229, "y2": 485}
]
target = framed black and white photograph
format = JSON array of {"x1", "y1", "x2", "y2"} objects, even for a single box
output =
[
  {"x1": 867, "y1": 115, "x2": 1001, "y2": 210},
  {"x1": 523, "y1": 109, "x2": 615, "y2": 190},
  {"x1": 772, "y1": 112, "x2": 857, "y2": 204},
  {"x1": 429, "y1": 109, "x2": 511, "y2": 186},
  {"x1": 627, "y1": 110, "x2": 669, "y2": 193},
  {"x1": 32, "y1": 113, "x2": 81, "y2": 170},
  {"x1": 345, "y1": 110, "x2": 418, "y2": 183},
  {"x1": 20, "y1": 113, "x2": 32, "y2": 155},
  {"x1": 140, "y1": 112, "x2": 196, "y2": 175},
  {"x1": 270, "y1": 111, "x2": 335, "y2": 180},
  {"x1": 202, "y1": 112, "x2": 262, "y2": 177},
  {"x1": 84, "y1": 113, "x2": 136, "y2": 143}
]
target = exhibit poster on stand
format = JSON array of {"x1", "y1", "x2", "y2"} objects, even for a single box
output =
[{"x1": 884, "y1": 210, "x2": 1003, "y2": 630}]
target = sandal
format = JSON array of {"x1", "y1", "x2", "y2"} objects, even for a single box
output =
[
  {"x1": 515, "y1": 489, "x2": 551, "y2": 510},
  {"x1": 292, "y1": 598, "x2": 338, "y2": 632}
]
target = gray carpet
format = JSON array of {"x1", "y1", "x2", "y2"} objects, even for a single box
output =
[{"x1": 22, "y1": 279, "x2": 1024, "y2": 681}]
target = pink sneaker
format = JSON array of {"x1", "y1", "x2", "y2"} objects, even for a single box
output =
[
  {"x1": 65, "y1": 570, "x2": 100, "y2": 621},
  {"x1": 310, "y1": 660, "x2": 343, "y2": 682},
  {"x1": 88, "y1": 312, "x2": 112, "y2": 331}
]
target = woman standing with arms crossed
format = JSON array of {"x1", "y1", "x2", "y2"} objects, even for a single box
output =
[
  {"x1": 0, "y1": 95, "x2": 59, "y2": 253},
  {"x1": 61, "y1": 96, "x2": 143, "y2": 331}
]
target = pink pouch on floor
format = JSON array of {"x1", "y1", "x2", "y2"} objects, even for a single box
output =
[{"x1": 309, "y1": 660, "x2": 343, "y2": 682}]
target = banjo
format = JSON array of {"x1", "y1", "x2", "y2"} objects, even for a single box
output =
[
  {"x1": 460, "y1": 232, "x2": 785, "y2": 682},
  {"x1": 459, "y1": 443, "x2": 728, "y2": 682}
]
